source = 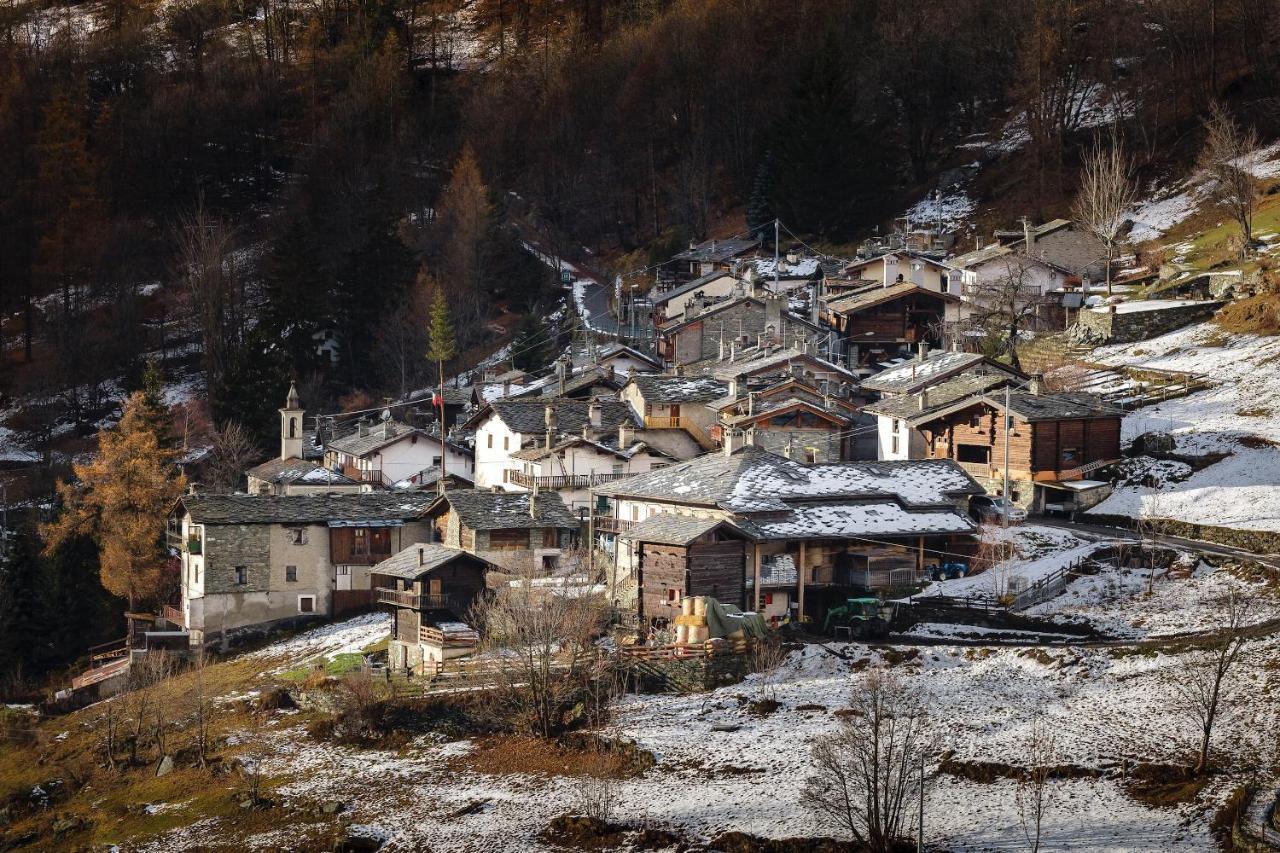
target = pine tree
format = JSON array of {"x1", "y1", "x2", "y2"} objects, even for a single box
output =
[
  {"x1": 511, "y1": 312, "x2": 551, "y2": 373},
  {"x1": 42, "y1": 392, "x2": 187, "y2": 612},
  {"x1": 0, "y1": 525, "x2": 53, "y2": 681},
  {"x1": 137, "y1": 356, "x2": 175, "y2": 447},
  {"x1": 746, "y1": 151, "x2": 776, "y2": 243},
  {"x1": 426, "y1": 283, "x2": 457, "y2": 491}
]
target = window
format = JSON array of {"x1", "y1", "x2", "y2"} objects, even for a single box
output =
[
  {"x1": 487, "y1": 434, "x2": 493, "y2": 449},
  {"x1": 893, "y1": 419, "x2": 901, "y2": 434},
  {"x1": 337, "y1": 566, "x2": 350, "y2": 576},
  {"x1": 234, "y1": 566, "x2": 247, "y2": 585},
  {"x1": 288, "y1": 526, "x2": 307, "y2": 546},
  {"x1": 503, "y1": 436, "x2": 509, "y2": 451},
  {"x1": 666, "y1": 588, "x2": 680, "y2": 602},
  {"x1": 298, "y1": 595, "x2": 315, "y2": 614},
  {"x1": 956, "y1": 444, "x2": 990, "y2": 464},
  {"x1": 1062, "y1": 448, "x2": 1080, "y2": 464},
  {"x1": 288, "y1": 416, "x2": 297, "y2": 438},
  {"x1": 286, "y1": 565, "x2": 297, "y2": 582},
  {"x1": 891, "y1": 435, "x2": 899, "y2": 455},
  {"x1": 969, "y1": 413, "x2": 981, "y2": 428},
  {"x1": 432, "y1": 455, "x2": 442, "y2": 467}
]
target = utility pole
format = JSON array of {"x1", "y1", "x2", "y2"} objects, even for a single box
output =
[
  {"x1": 917, "y1": 744, "x2": 925, "y2": 852},
  {"x1": 773, "y1": 218, "x2": 780, "y2": 293},
  {"x1": 1002, "y1": 383, "x2": 1012, "y2": 527}
]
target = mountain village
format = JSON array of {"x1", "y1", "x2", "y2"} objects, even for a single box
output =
[{"x1": 5, "y1": 1, "x2": 1280, "y2": 849}]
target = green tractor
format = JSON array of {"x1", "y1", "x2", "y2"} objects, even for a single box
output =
[{"x1": 823, "y1": 597, "x2": 894, "y2": 641}]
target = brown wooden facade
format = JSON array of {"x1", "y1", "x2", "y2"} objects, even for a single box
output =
[
  {"x1": 329, "y1": 527, "x2": 395, "y2": 565},
  {"x1": 638, "y1": 538, "x2": 746, "y2": 625},
  {"x1": 918, "y1": 401, "x2": 1122, "y2": 484}
]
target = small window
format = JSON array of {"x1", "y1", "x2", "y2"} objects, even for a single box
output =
[
  {"x1": 503, "y1": 436, "x2": 509, "y2": 451},
  {"x1": 1062, "y1": 448, "x2": 1079, "y2": 464},
  {"x1": 337, "y1": 566, "x2": 350, "y2": 576},
  {"x1": 893, "y1": 419, "x2": 901, "y2": 434},
  {"x1": 298, "y1": 595, "x2": 315, "y2": 614},
  {"x1": 666, "y1": 588, "x2": 679, "y2": 602},
  {"x1": 969, "y1": 413, "x2": 981, "y2": 428},
  {"x1": 235, "y1": 566, "x2": 247, "y2": 585},
  {"x1": 487, "y1": 434, "x2": 493, "y2": 449},
  {"x1": 432, "y1": 455, "x2": 442, "y2": 466},
  {"x1": 891, "y1": 435, "x2": 899, "y2": 454},
  {"x1": 286, "y1": 566, "x2": 297, "y2": 582},
  {"x1": 288, "y1": 527, "x2": 307, "y2": 546}
]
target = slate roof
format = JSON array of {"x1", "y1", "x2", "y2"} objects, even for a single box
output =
[
  {"x1": 672, "y1": 237, "x2": 760, "y2": 264},
  {"x1": 245, "y1": 458, "x2": 359, "y2": 486},
  {"x1": 391, "y1": 466, "x2": 473, "y2": 490},
  {"x1": 371, "y1": 543, "x2": 489, "y2": 580},
  {"x1": 863, "y1": 370, "x2": 1015, "y2": 421},
  {"x1": 740, "y1": 500, "x2": 975, "y2": 540},
  {"x1": 650, "y1": 271, "x2": 738, "y2": 308},
  {"x1": 177, "y1": 493, "x2": 437, "y2": 525},
  {"x1": 627, "y1": 374, "x2": 729, "y2": 404},
  {"x1": 431, "y1": 488, "x2": 579, "y2": 530},
  {"x1": 481, "y1": 399, "x2": 637, "y2": 434},
  {"x1": 861, "y1": 351, "x2": 998, "y2": 394},
  {"x1": 594, "y1": 445, "x2": 981, "y2": 510},
  {"x1": 529, "y1": 369, "x2": 624, "y2": 399},
  {"x1": 993, "y1": 391, "x2": 1114, "y2": 421},
  {"x1": 597, "y1": 343, "x2": 663, "y2": 370},
  {"x1": 328, "y1": 418, "x2": 422, "y2": 457},
  {"x1": 825, "y1": 282, "x2": 955, "y2": 315},
  {"x1": 510, "y1": 435, "x2": 665, "y2": 463},
  {"x1": 661, "y1": 296, "x2": 826, "y2": 335},
  {"x1": 687, "y1": 347, "x2": 856, "y2": 382},
  {"x1": 619, "y1": 515, "x2": 736, "y2": 546}
]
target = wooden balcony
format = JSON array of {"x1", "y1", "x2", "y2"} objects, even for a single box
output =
[
  {"x1": 644, "y1": 415, "x2": 682, "y2": 429},
  {"x1": 375, "y1": 588, "x2": 456, "y2": 611},
  {"x1": 956, "y1": 460, "x2": 994, "y2": 479},
  {"x1": 505, "y1": 470, "x2": 633, "y2": 491},
  {"x1": 420, "y1": 624, "x2": 479, "y2": 647},
  {"x1": 593, "y1": 516, "x2": 634, "y2": 534}
]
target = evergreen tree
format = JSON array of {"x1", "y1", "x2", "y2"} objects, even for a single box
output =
[
  {"x1": 746, "y1": 150, "x2": 776, "y2": 243},
  {"x1": 426, "y1": 283, "x2": 457, "y2": 489},
  {"x1": 42, "y1": 392, "x2": 187, "y2": 612},
  {"x1": 137, "y1": 356, "x2": 175, "y2": 446},
  {"x1": 45, "y1": 532, "x2": 121, "y2": 668},
  {"x1": 510, "y1": 312, "x2": 551, "y2": 373},
  {"x1": 0, "y1": 525, "x2": 52, "y2": 681},
  {"x1": 210, "y1": 328, "x2": 290, "y2": 449}
]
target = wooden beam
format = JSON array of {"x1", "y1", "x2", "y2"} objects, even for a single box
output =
[
  {"x1": 752, "y1": 544, "x2": 762, "y2": 611},
  {"x1": 916, "y1": 536, "x2": 924, "y2": 575},
  {"x1": 798, "y1": 540, "x2": 806, "y2": 624}
]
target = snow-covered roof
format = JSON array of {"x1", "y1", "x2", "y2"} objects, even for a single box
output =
[
  {"x1": 741, "y1": 501, "x2": 975, "y2": 540},
  {"x1": 626, "y1": 374, "x2": 730, "y2": 404},
  {"x1": 861, "y1": 350, "x2": 997, "y2": 394}
]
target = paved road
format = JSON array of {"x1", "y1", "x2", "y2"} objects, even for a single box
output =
[{"x1": 1032, "y1": 516, "x2": 1280, "y2": 570}]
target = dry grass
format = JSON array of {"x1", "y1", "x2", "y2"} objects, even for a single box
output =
[{"x1": 1214, "y1": 293, "x2": 1280, "y2": 335}]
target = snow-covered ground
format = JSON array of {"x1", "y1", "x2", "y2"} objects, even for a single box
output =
[
  {"x1": 138, "y1": 631, "x2": 1280, "y2": 852},
  {"x1": 1086, "y1": 322, "x2": 1280, "y2": 530},
  {"x1": 912, "y1": 525, "x2": 1103, "y2": 601},
  {"x1": 247, "y1": 612, "x2": 390, "y2": 673}
]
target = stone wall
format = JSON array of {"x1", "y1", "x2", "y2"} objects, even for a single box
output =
[
  {"x1": 1086, "y1": 513, "x2": 1280, "y2": 554},
  {"x1": 1072, "y1": 301, "x2": 1223, "y2": 344},
  {"x1": 204, "y1": 524, "x2": 272, "y2": 593}
]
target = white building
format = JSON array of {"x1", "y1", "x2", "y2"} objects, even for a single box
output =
[{"x1": 324, "y1": 412, "x2": 474, "y2": 489}]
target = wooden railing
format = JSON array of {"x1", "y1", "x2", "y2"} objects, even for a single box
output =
[
  {"x1": 956, "y1": 460, "x2": 993, "y2": 479},
  {"x1": 420, "y1": 625, "x2": 479, "y2": 647},
  {"x1": 644, "y1": 415, "x2": 682, "y2": 429},
  {"x1": 593, "y1": 516, "x2": 634, "y2": 534},
  {"x1": 616, "y1": 639, "x2": 754, "y2": 660},
  {"x1": 505, "y1": 470, "x2": 633, "y2": 490},
  {"x1": 162, "y1": 605, "x2": 185, "y2": 628},
  {"x1": 1056, "y1": 458, "x2": 1121, "y2": 481},
  {"x1": 88, "y1": 637, "x2": 130, "y2": 664},
  {"x1": 375, "y1": 588, "x2": 456, "y2": 610}
]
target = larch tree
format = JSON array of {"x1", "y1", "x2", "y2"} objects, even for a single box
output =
[
  {"x1": 42, "y1": 392, "x2": 186, "y2": 614},
  {"x1": 1073, "y1": 132, "x2": 1138, "y2": 295},
  {"x1": 438, "y1": 144, "x2": 497, "y2": 341},
  {"x1": 426, "y1": 282, "x2": 457, "y2": 493}
]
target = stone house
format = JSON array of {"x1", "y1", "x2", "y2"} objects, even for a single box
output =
[
  {"x1": 466, "y1": 398, "x2": 638, "y2": 489},
  {"x1": 618, "y1": 374, "x2": 727, "y2": 450},
  {"x1": 650, "y1": 271, "x2": 741, "y2": 325},
  {"x1": 324, "y1": 413, "x2": 475, "y2": 489},
  {"x1": 842, "y1": 251, "x2": 959, "y2": 294},
  {"x1": 668, "y1": 237, "x2": 761, "y2": 281},
  {"x1": 422, "y1": 488, "x2": 580, "y2": 573},
  {"x1": 505, "y1": 434, "x2": 676, "y2": 516},
  {"x1": 657, "y1": 296, "x2": 829, "y2": 365},
  {"x1": 169, "y1": 493, "x2": 437, "y2": 645}
]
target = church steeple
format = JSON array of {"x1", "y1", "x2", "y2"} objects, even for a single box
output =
[{"x1": 280, "y1": 382, "x2": 304, "y2": 460}]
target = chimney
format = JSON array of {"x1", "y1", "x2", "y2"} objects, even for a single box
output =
[
  {"x1": 917, "y1": 341, "x2": 930, "y2": 361},
  {"x1": 582, "y1": 424, "x2": 591, "y2": 440},
  {"x1": 747, "y1": 392, "x2": 756, "y2": 416},
  {"x1": 783, "y1": 438, "x2": 794, "y2": 459},
  {"x1": 1029, "y1": 373, "x2": 1044, "y2": 396},
  {"x1": 418, "y1": 547, "x2": 425, "y2": 566},
  {"x1": 765, "y1": 296, "x2": 783, "y2": 341},
  {"x1": 723, "y1": 428, "x2": 742, "y2": 456},
  {"x1": 719, "y1": 336, "x2": 726, "y2": 360},
  {"x1": 588, "y1": 401, "x2": 602, "y2": 429},
  {"x1": 810, "y1": 279, "x2": 821, "y2": 325},
  {"x1": 618, "y1": 422, "x2": 635, "y2": 447},
  {"x1": 358, "y1": 419, "x2": 369, "y2": 437},
  {"x1": 918, "y1": 389, "x2": 929, "y2": 411},
  {"x1": 1022, "y1": 216, "x2": 1034, "y2": 248},
  {"x1": 503, "y1": 379, "x2": 511, "y2": 397},
  {"x1": 729, "y1": 340, "x2": 737, "y2": 362},
  {"x1": 729, "y1": 376, "x2": 742, "y2": 399},
  {"x1": 544, "y1": 404, "x2": 557, "y2": 448},
  {"x1": 745, "y1": 427, "x2": 757, "y2": 447}
]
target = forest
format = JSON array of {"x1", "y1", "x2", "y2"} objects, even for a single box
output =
[{"x1": 2, "y1": 0, "x2": 1280, "y2": 685}]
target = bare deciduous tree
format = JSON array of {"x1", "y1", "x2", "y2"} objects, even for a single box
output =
[
  {"x1": 803, "y1": 670, "x2": 931, "y2": 852},
  {"x1": 1173, "y1": 589, "x2": 1252, "y2": 774},
  {"x1": 751, "y1": 635, "x2": 787, "y2": 704},
  {"x1": 960, "y1": 257, "x2": 1049, "y2": 371},
  {"x1": 470, "y1": 563, "x2": 610, "y2": 738},
  {"x1": 173, "y1": 201, "x2": 247, "y2": 391},
  {"x1": 205, "y1": 421, "x2": 260, "y2": 493},
  {"x1": 1199, "y1": 102, "x2": 1261, "y2": 258},
  {"x1": 1016, "y1": 712, "x2": 1059, "y2": 853},
  {"x1": 1073, "y1": 132, "x2": 1138, "y2": 295}
]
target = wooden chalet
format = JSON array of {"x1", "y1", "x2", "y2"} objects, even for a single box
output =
[
  {"x1": 372, "y1": 543, "x2": 489, "y2": 673},
  {"x1": 821, "y1": 283, "x2": 964, "y2": 374},
  {"x1": 914, "y1": 383, "x2": 1122, "y2": 511},
  {"x1": 622, "y1": 517, "x2": 750, "y2": 626}
]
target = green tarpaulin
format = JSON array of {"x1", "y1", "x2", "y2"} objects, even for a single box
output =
[{"x1": 703, "y1": 597, "x2": 768, "y2": 640}]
